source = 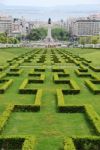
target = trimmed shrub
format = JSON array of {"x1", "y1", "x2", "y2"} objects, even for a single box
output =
[
  {"x1": 61, "y1": 80, "x2": 80, "y2": 94},
  {"x1": 40, "y1": 74, "x2": 45, "y2": 83},
  {"x1": 73, "y1": 59, "x2": 80, "y2": 66},
  {"x1": 0, "y1": 73, "x2": 6, "y2": 79},
  {"x1": 54, "y1": 73, "x2": 59, "y2": 83},
  {"x1": 85, "y1": 80, "x2": 100, "y2": 94},
  {"x1": 22, "y1": 137, "x2": 36, "y2": 150},
  {"x1": 75, "y1": 69, "x2": 91, "y2": 77},
  {"x1": 10, "y1": 63, "x2": 19, "y2": 70},
  {"x1": 73, "y1": 136, "x2": 100, "y2": 150},
  {"x1": 57, "y1": 89, "x2": 65, "y2": 109},
  {"x1": 34, "y1": 89, "x2": 42, "y2": 111},
  {"x1": 7, "y1": 69, "x2": 23, "y2": 76},
  {"x1": 82, "y1": 61, "x2": 89, "y2": 66},
  {"x1": 35, "y1": 67, "x2": 45, "y2": 72},
  {"x1": 64, "y1": 138, "x2": 76, "y2": 150},
  {"x1": 28, "y1": 74, "x2": 45, "y2": 83},
  {"x1": 0, "y1": 64, "x2": 9, "y2": 71},
  {"x1": 0, "y1": 105, "x2": 14, "y2": 132},
  {"x1": 13, "y1": 89, "x2": 42, "y2": 112},
  {"x1": 84, "y1": 105, "x2": 100, "y2": 134},
  {"x1": 19, "y1": 79, "x2": 29, "y2": 94},
  {"x1": 91, "y1": 73, "x2": 100, "y2": 80},
  {"x1": 0, "y1": 135, "x2": 35, "y2": 150},
  {"x1": 52, "y1": 67, "x2": 64, "y2": 72},
  {"x1": 69, "y1": 79, "x2": 80, "y2": 94},
  {"x1": 79, "y1": 64, "x2": 88, "y2": 72},
  {"x1": 58, "y1": 104, "x2": 84, "y2": 113},
  {"x1": 14, "y1": 105, "x2": 39, "y2": 112},
  {"x1": 0, "y1": 79, "x2": 13, "y2": 94},
  {"x1": 89, "y1": 64, "x2": 100, "y2": 72}
]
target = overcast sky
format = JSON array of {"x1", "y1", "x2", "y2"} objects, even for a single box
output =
[{"x1": 1, "y1": 0, "x2": 100, "y2": 6}]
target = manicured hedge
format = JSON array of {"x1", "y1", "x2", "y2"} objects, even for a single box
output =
[
  {"x1": 10, "y1": 68, "x2": 20, "y2": 72},
  {"x1": 18, "y1": 59, "x2": 24, "y2": 64},
  {"x1": 62, "y1": 80, "x2": 80, "y2": 94},
  {"x1": 91, "y1": 73, "x2": 100, "y2": 80},
  {"x1": 57, "y1": 102, "x2": 100, "y2": 134},
  {"x1": 85, "y1": 80, "x2": 100, "y2": 94},
  {"x1": 57, "y1": 89, "x2": 65, "y2": 109},
  {"x1": 64, "y1": 138, "x2": 76, "y2": 150},
  {"x1": 72, "y1": 136, "x2": 100, "y2": 150},
  {"x1": 7, "y1": 69, "x2": 23, "y2": 76},
  {"x1": 75, "y1": 69, "x2": 91, "y2": 77},
  {"x1": 69, "y1": 79, "x2": 80, "y2": 94},
  {"x1": 64, "y1": 136, "x2": 100, "y2": 150},
  {"x1": 40, "y1": 74, "x2": 45, "y2": 83},
  {"x1": 17, "y1": 89, "x2": 42, "y2": 111},
  {"x1": 54, "y1": 74, "x2": 70, "y2": 84},
  {"x1": 10, "y1": 63, "x2": 19, "y2": 70},
  {"x1": 35, "y1": 67, "x2": 45, "y2": 72},
  {"x1": 84, "y1": 105, "x2": 100, "y2": 134},
  {"x1": 79, "y1": 63, "x2": 88, "y2": 72},
  {"x1": 0, "y1": 105, "x2": 14, "y2": 132},
  {"x1": 29, "y1": 71, "x2": 41, "y2": 76},
  {"x1": 0, "y1": 73, "x2": 6, "y2": 79},
  {"x1": 0, "y1": 135, "x2": 35, "y2": 150},
  {"x1": 52, "y1": 67, "x2": 64, "y2": 72},
  {"x1": 14, "y1": 104, "x2": 40, "y2": 112},
  {"x1": 84, "y1": 58, "x2": 92, "y2": 63},
  {"x1": 89, "y1": 64, "x2": 100, "y2": 72},
  {"x1": 28, "y1": 74, "x2": 45, "y2": 83},
  {"x1": 0, "y1": 79, "x2": 13, "y2": 94},
  {"x1": 23, "y1": 136, "x2": 36, "y2": 150},
  {"x1": 53, "y1": 73, "x2": 59, "y2": 83},
  {"x1": 34, "y1": 89, "x2": 42, "y2": 111},
  {"x1": 73, "y1": 59, "x2": 80, "y2": 66},
  {"x1": 19, "y1": 79, "x2": 32, "y2": 94},
  {"x1": 82, "y1": 61, "x2": 89, "y2": 66},
  {"x1": 58, "y1": 73, "x2": 70, "y2": 77},
  {"x1": 0, "y1": 64, "x2": 9, "y2": 71}
]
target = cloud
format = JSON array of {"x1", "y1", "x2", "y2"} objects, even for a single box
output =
[{"x1": 4, "y1": 0, "x2": 100, "y2": 6}]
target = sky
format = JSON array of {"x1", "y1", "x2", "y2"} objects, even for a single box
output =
[{"x1": 1, "y1": 0, "x2": 100, "y2": 6}]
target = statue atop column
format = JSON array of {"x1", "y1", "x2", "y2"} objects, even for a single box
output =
[
  {"x1": 48, "y1": 18, "x2": 51, "y2": 24},
  {"x1": 44, "y1": 18, "x2": 55, "y2": 47}
]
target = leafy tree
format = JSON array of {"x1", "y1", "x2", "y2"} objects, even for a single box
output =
[
  {"x1": 51, "y1": 28, "x2": 70, "y2": 41},
  {"x1": 0, "y1": 33, "x2": 19, "y2": 44},
  {"x1": 27, "y1": 28, "x2": 47, "y2": 41}
]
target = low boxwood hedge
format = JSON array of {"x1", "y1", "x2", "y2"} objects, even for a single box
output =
[
  {"x1": 0, "y1": 79, "x2": 13, "y2": 94},
  {"x1": 7, "y1": 69, "x2": 23, "y2": 76},
  {"x1": 0, "y1": 135, "x2": 35, "y2": 150},
  {"x1": 72, "y1": 136, "x2": 100, "y2": 150},
  {"x1": 89, "y1": 64, "x2": 100, "y2": 72},
  {"x1": 75, "y1": 69, "x2": 91, "y2": 77},
  {"x1": 85, "y1": 80, "x2": 100, "y2": 94},
  {"x1": 64, "y1": 137, "x2": 76, "y2": 150},
  {"x1": 0, "y1": 105, "x2": 14, "y2": 132}
]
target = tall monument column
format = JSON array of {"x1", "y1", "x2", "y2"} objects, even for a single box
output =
[
  {"x1": 48, "y1": 18, "x2": 52, "y2": 42},
  {"x1": 46, "y1": 18, "x2": 53, "y2": 43}
]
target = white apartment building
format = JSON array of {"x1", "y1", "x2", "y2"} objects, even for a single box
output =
[
  {"x1": 0, "y1": 16, "x2": 12, "y2": 34},
  {"x1": 72, "y1": 19, "x2": 100, "y2": 36}
]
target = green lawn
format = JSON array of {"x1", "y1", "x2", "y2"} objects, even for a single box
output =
[{"x1": 0, "y1": 47, "x2": 100, "y2": 149}]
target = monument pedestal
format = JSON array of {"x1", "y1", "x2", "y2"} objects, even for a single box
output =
[{"x1": 44, "y1": 18, "x2": 61, "y2": 48}]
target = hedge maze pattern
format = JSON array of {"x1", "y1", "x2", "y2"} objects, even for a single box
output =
[{"x1": 0, "y1": 48, "x2": 100, "y2": 149}]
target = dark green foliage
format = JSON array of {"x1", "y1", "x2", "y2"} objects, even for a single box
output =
[
  {"x1": 52, "y1": 28, "x2": 70, "y2": 41},
  {"x1": 27, "y1": 28, "x2": 47, "y2": 41}
]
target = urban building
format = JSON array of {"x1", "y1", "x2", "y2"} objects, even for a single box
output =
[
  {"x1": 11, "y1": 17, "x2": 29, "y2": 37},
  {"x1": 0, "y1": 16, "x2": 12, "y2": 34},
  {"x1": 72, "y1": 19, "x2": 100, "y2": 36}
]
